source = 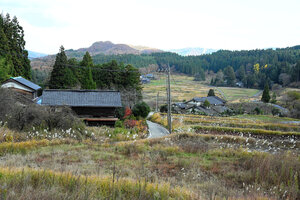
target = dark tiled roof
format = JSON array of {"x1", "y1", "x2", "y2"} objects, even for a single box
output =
[
  {"x1": 173, "y1": 102, "x2": 187, "y2": 109},
  {"x1": 12, "y1": 77, "x2": 41, "y2": 91},
  {"x1": 193, "y1": 96, "x2": 225, "y2": 105},
  {"x1": 41, "y1": 90, "x2": 122, "y2": 107}
]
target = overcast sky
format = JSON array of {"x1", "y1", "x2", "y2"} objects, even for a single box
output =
[{"x1": 1, "y1": 0, "x2": 300, "y2": 54}]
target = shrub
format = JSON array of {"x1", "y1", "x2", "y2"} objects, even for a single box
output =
[
  {"x1": 115, "y1": 106, "x2": 125, "y2": 119},
  {"x1": 0, "y1": 89, "x2": 85, "y2": 133},
  {"x1": 132, "y1": 102, "x2": 150, "y2": 118},
  {"x1": 160, "y1": 104, "x2": 168, "y2": 113},
  {"x1": 123, "y1": 107, "x2": 132, "y2": 119},
  {"x1": 254, "y1": 107, "x2": 262, "y2": 115},
  {"x1": 124, "y1": 119, "x2": 137, "y2": 129},
  {"x1": 115, "y1": 120, "x2": 124, "y2": 128}
]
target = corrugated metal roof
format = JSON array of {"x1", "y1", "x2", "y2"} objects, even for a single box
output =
[
  {"x1": 13, "y1": 77, "x2": 41, "y2": 90},
  {"x1": 41, "y1": 90, "x2": 122, "y2": 107}
]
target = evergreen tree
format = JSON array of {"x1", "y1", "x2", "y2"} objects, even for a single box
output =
[
  {"x1": 224, "y1": 66, "x2": 236, "y2": 86},
  {"x1": 203, "y1": 99, "x2": 210, "y2": 108},
  {"x1": 0, "y1": 13, "x2": 31, "y2": 79},
  {"x1": 80, "y1": 52, "x2": 96, "y2": 89},
  {"x1": 207, "y1": 89, "x2": 215, "y2": 96},
  {"x1": 82, "y1": 66, "x2": 97, "y2": 89},
  {"x1": 49, "y1": 46, "x2": 77, "y2": 89},
  {"x1": 261, "y1": 83, "x2": 271, "y2": 103},
  {"x1": 236, "y1": 65, "x2": 246, "y2": 81}
]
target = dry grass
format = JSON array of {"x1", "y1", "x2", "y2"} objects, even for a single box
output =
[
  {"x1": 0, "y1": 167, "x2": 193, "y2": 200},
  {"x1": 142, "y1": 74, "x2": 261, "y2": 108}
]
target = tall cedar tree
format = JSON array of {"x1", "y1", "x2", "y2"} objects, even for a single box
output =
[
  {"x1": 207, "y1": 89, "x2": 215, "y2": 96},
  {"x1": 261, "y1": 83, "x2": 271, "y2": 103},
  {"x1": 80, "y1": 52, "x2": 97, "y2": 89},
  {"x1": 0, "y1": 13, "x2": 31, "y2": 80},
  {"x1": 49, "y1": 46, "x2": 77, "y2": 89}
]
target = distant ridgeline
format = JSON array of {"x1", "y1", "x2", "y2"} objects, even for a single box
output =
[
  {"x1": 90, "y1": 46, "x2": 300, "y2": 88},
  {"x1": 0, "y1": 13, "x2": 31, "y2": 82}
]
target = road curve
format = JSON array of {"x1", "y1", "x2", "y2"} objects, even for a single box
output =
[{"x1": 147, "y1": 120, "x2": 169, "y2": 138}]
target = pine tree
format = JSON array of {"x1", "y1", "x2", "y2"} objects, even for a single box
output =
[
  {"x1": 261, "y1": 83, "x2": 271, "y2": 103},
  {"x1": 49, "y1": 46, "x2": 77, "y2": 89},
  {"x1": 207, "y1": 89, "x2": 215, "y2": 96}
]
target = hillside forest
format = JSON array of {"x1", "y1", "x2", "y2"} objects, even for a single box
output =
[{"x1": 31, "y1": 45, "x2": 300, "y2": 90}]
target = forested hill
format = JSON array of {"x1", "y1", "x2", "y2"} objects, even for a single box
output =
[
  {"x1": 92, "y1": 46, "x2": 300, "y2": 73},
  {"x1": 90, "y1": 46, "x2": 300, "y2": 88},
  {"x1": 32, "y1": 44, "x2": 300, "y2": 89}
]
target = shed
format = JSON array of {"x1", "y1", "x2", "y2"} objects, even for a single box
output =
[
  {"x1": 1, "y1": 76, "x2": 42, "y2": 100},
  {"x1": 41, "y1": 90, "x2": 122, "y2": 126}
]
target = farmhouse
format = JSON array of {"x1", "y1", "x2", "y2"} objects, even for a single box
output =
[
  {"x1": 1, "y1": 76, "x2": 42, "y2": 100},
  {"x1": 173, "y1": 96, "x2": 230, "y2": 116},
  {"x1": 41, "y1": 90, "x2": 122, "y2": 126},
  {"x1": 186, "y1": 96, "x2": 226, "y2": 106}
]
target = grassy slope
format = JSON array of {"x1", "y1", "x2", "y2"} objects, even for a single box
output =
[
  {"x1": 142, "y1": 74, "x2": 260, "y2": 108},
  {"x1": 0, "y1": 131, "x2": 299, "y2": 199}
]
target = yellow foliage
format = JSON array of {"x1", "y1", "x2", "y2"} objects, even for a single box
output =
[{"x1": 253, "y1": 63, "x2": 260, "y2": 73}]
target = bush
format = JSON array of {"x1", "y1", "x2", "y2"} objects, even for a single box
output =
[
  {"x1": 160, "y1": 104, "x2": 168, "y2": 113},
  {"x1": 124, "y1": 119, "x2": 137, "y2": 129},
  {"x1": 254, "y1": 107, "x2": 262, "y2": 115},
  {"x1": 0, "y1": 88, "x2": 85, "y2": 134},
  {"x1": 115, "y1": 120, "x2": 124, "y2": 128},
  {"x1": 115, "y1": 106, "x2": 125, "y2": 119},
  {"x1": 132, "y1": 102, "x2": 150, "y2": 118}
]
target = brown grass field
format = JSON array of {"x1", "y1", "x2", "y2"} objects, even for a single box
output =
[{"x1": 142, "y1": 74, "x2": 261, "y2": 109}]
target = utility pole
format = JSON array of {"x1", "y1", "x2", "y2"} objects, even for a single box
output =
[
  {"x1": 157, "y1": 64, "x2": 172, "y2": 133},
  {"x1": 156, "y1": 92, "x2": 159, "y2": 112},
  {"x1": 167, "y1": 64, "x2": 172, "y2": 133}
]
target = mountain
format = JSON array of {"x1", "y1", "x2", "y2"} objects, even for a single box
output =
[
  {"x1": 30, "y1": 41, "x2": 163, "y2": 70},
  {"x1": 27, "y1": 50, "x2": 48, "y2": 59},
  {"x1": 169, "y1": 48, "x2": 218, "y2": 56},
  {"x1": 74, "y1": 41, "x2": 139, "y2": 55},
  {"x1": 66, "y1": 41, "x2": 163, "y2": 57}
]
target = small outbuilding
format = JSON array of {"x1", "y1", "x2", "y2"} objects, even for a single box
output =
[
  {"x1": 41, "y1": 90, "x2": 122, "y2": 126},
  {"x1": 1, "y1": 76, "x2": 42, "y2": 100}
]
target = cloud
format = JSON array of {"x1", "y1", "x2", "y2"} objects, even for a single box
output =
[{"x1": 1, "y1": 0, "x2": 300, "y2": 54}]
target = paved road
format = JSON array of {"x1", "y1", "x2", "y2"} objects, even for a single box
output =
[
  {"x1": 252, "y1": 90, "x2": 263, "y2": 97},
  {"x1": 147, "y1": 120, "x2": 169, "y2": 138}
]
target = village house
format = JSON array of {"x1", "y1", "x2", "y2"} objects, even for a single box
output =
[
  {"x1": 41, "y1": 90, "x2": 122, "y2": 126},
  {"x1": 1, "y1": 76, "x2": 42, "y2": 100},
  {"x1": 173, "y1": 96, "x2": 230, "y2": 116}
]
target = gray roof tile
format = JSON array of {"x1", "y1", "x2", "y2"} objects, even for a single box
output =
[
  {"x1": 41, "y1": 90, "x2": 122, "y2": 107},
  {"x1": 193, "y1": 96, "x2": 225, "y2": 105}
]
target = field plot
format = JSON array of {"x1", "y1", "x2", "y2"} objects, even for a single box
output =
[
  {"x1": 142, "y1": 74, "x2": 261, "y2": 108},
  {"x1": 0, "y1": 123, "x2": 299, "y2": 199}
]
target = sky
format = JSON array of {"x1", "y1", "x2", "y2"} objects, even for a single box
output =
[{"x1": 1, "y1": 0, "x2": 300, "y2": 54}]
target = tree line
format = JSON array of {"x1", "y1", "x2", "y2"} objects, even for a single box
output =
[
  {"x1": 89, "y1": 47, "x2": 300, "y2": 88},
  {"x1": 0, "y1": 13, "x2": 31, "y2": 82},
  {"x1": 48, "y1": 46, "x2": 142, "y2": 107}
]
